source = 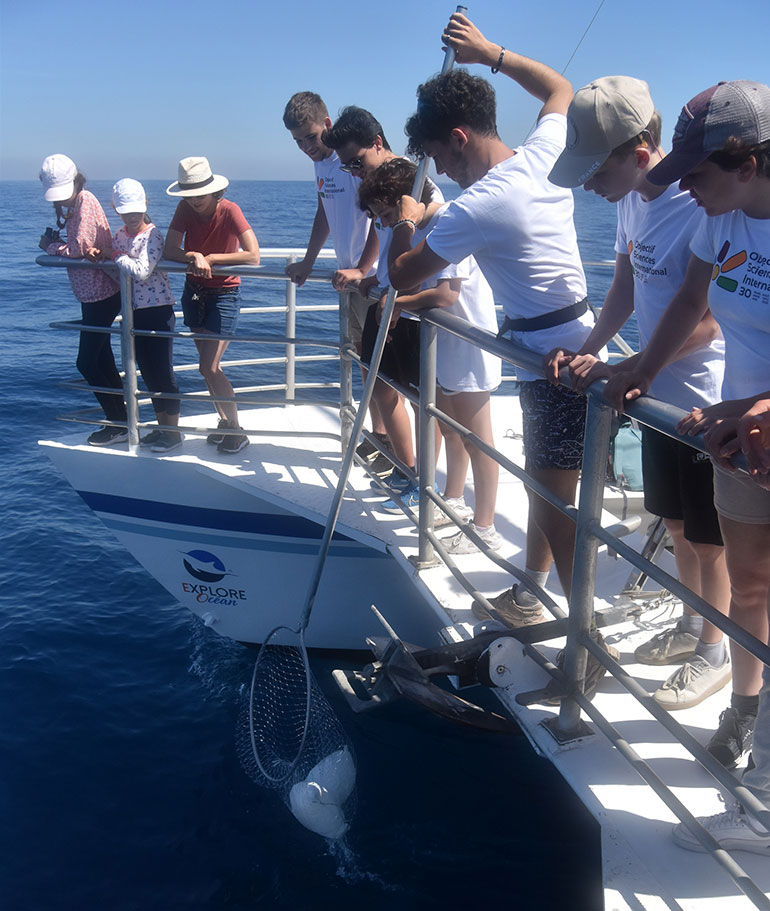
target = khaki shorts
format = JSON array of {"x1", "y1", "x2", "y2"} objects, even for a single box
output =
[
  {"x1": 346, "y1": 290, "x2": 371, "y2": 349},
  {"x1": 713, "y1": 463, "x2": 770, "y2": 524}
]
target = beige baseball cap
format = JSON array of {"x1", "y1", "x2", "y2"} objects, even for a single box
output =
[{"x1": 550, "y1": 76, "x2": 655, "y2": 188}]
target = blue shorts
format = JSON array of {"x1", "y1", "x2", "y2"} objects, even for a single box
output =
[
  {"x1": 520, "y1": 380, "x2": 586, "y2": 471},
  {"x1": 181, "y1": 282, "x2": 240, "y2": 336}
]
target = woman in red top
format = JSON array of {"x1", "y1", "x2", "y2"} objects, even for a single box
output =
[{"x1": 165, "y1": 157, "x2": 260, "y2": 454}]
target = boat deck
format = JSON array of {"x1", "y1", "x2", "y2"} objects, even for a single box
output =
[{"x1": 49, "y1": 399, "x2": 768, "y2": 909}]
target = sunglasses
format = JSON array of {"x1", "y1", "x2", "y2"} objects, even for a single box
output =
[{"x1": 340, "y1": 157, "x2": 364, "y2": 173}]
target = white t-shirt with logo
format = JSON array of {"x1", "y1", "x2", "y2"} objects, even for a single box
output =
[
  {"x1": 616, "y1": 184, "x2": 724, "y2": 410},
  {"x1": 690, "y1": 211, "x2": 770, "y2": 401},
  {"x1": 314, "y1": 152, "x2": 373, "y2": 271},
  {"x1": 426, "y1": 114, "x2": 591, "y2": 381}
]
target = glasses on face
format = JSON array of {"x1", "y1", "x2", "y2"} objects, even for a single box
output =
[{"x1": 340, "y1": 157, "x2": 364, "y2": 173}]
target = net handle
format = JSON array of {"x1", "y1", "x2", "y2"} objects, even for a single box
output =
[{"x1": 297, "y1": 6, "x2": 467, "y2": 631}]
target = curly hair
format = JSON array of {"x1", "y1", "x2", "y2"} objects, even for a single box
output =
[
  {"x1": 405, "y1": 69, "x2": 499, "y2": 159},
  {"x1": 357, "y1": 158, "x2": 433, "y2": 213},
  {"x1": 322, "y1": 106, "x2": 392, "y2": 152},
  {"x1": 709, "y1": 137, "x2": 770, "y2": 179},
  {"x1": 283, "y1": 92, "x2": 329, "y2": 129}
]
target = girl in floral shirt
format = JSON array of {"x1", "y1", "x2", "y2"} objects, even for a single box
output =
[
  {"x1": 39, "y1": 154, "x2": 127, "y2": 446},
  {"x1": 98, "y1": 179, "x2": 182, "y2": 453}
]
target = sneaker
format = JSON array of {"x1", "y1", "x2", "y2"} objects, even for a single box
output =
[
  {"x1": 369, "y1": 451, "x2": 395, "y2": 479},
  {"x1": 634, "y1": 622, "x2": 698, "y2": 665},
  {"x1": 443, "y1": 522, "x2": 502, "y2": 554},
  {"x1": 150, "y1": 430, "x2": 183, "y2": 453},
  {"x1": 672, "y1": 803, "x2": 770, "y2": 855},
  {"x1": 139, "y1": 428, "x2": 163, "y2": 446},
  {"x1": 380, "y1": 483, "x2": 419, "y2": 514},
  {"x1": 542, "y1": 630, "x2": 621, "y2": 704},
  {"x1": 471, "y1": 585, "x2": 546, "y2": 627},
  {"x1": 653, "y1": 655, "x2": 731, "y2": 710},
  {"x1": 88, "y1": 425, "x2": 128, "y2": 446},
  {"x1": 207, "y1": 418, "x2": 229, "y2": 445},
  {"x1": 707, "y1": 706, "x2": 756, "y2": 768},
  {"x1": 371, "y1": 468, "x2": 412, "y2": 493},
  {"x1": 217, "y1": 429, "x2": 249, "y2": 454},
  {"x1": 356, "y1": 434, "x2": 387, "y2": 462},
  {"x1": 433, "y1": 498, "x2": 473, "y2": 529}
]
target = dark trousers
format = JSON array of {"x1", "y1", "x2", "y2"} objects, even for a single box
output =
[
  {"x1": 77, "y1": 293, "x2": 126, "y2": 422},
  {"x1": 133, "y1": 306, "x2": 180, "y2": 418}
]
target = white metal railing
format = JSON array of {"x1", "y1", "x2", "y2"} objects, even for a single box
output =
[{"x1": 38, "y1": 251, "x2": 770, "y2": 908}]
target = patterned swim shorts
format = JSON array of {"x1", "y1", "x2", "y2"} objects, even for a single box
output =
[{"x1": 519, "y1": 380, "x2": 587, "y2": 470}]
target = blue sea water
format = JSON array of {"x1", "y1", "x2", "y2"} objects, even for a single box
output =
[{"x1": 0, "y1": 180, "x2": 620, "y2": 911}]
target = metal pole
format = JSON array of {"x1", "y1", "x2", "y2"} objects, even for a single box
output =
[
  {"x1": 339, "y1": 290, "x2": 354, "y2": 453},
  {"x1": 417, "y1": 319, "x2": 438, "y2": 566},
  {"x1": 557, "y1": 395, "x2": 613, "y2": 734},
  {"x1": 285, "y1": 257, "x2": 296, "y2": 403},
  {"x1": 118, "y1": 270, "x2": 139, "y2": 452}
]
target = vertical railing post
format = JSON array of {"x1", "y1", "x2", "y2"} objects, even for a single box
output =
[
  {"x1": 417, "y1": 318, "x2": 438, "y2": 566},
  {"x1": 118, "y1": 270, "x2": 139, "y2": 453},
  {"x1": 557, "y1": 393, "x2": 614, "y2": 734},
  {"x1": 338, "y1": 289, "x2": 354, "y2": 454},
  {"x1": 285, "y1": 256, "x2": 296, "y2": 404}
]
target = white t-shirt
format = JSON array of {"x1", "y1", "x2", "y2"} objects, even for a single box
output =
[
  {"x1": 412, "y1": 205, "x2": 501, "y2": 392},
  {"x1": 426, "y1": 114, "x2": 591, "y2": 381},
  {"x1": 376, "y1": 173, "x2": 444, "y2": 287},
  {"x1": 314, "y1": 152, "x2": 373, "y2": 271},
  {"x1": 690, "y1": 210, "x2": 770, "y2": 401},
  {"x1": 615, "y1": 184, "x2": 724, "y2": 410}
]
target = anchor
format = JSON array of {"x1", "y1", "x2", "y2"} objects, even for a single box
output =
[{"x1": 332, "y1": 605, "x2": 574, "y2": 734}]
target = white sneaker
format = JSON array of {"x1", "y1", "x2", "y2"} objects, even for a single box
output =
[
  {"x1": 673, "y1": 803, "x2": 770, "y2": 854},
  {"x1": 443, "y1": 522, "x2": 502, "y2": 555},
  {"x1": 634, "y1": 622, "x2": 698, "y2": 665},
  {"x1": 654, "y1": 654, "x2": 731, "y2": 710},
  {"x1": 433, "y1": 498, "x2": 473, "y2": 528}
]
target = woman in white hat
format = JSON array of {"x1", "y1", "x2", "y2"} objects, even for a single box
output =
[
  {"x1": 39, "y1": 154, "x2": 127, "y2": 446},
  {"x1": 164, "y1": 157, "x2": 260, "y2": 454}
]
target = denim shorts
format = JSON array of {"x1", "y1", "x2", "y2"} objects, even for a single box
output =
[{"x1": 181, "y1": 282, "x2": 240, "y2": 336}]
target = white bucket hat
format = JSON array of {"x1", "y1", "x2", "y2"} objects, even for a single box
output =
[
  {"x1": 112, "y1": 178, "x2": 147, "y2": 214},
  {"x1": 166, "y1": 156, "x2": 229, "y2": 197},
  {"x1": 40, "y1": 154, "x2": 78, "y2": 202}
]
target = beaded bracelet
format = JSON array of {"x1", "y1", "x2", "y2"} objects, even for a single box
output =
[
  {"x1": 491, "y1": 46, "x2": 505, "y2": 74},
  {"x1": 393, "y1": 218, "x2": 417, "y2": 233}
]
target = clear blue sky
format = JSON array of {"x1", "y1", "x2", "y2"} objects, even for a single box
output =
[{"x1": 1, "y1": 0, "x2": 768, "y2": 182}]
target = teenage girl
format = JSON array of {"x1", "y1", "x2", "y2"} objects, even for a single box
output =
[
  {"x1": 39, "y1": 154, "x2": 127, "y2": 445},
  {"x1": 164, "y1": 157, "x2": 260, "y2": 454},
  {"x1": 89, "y1": 179, "x2": 182, "y2": 452}
]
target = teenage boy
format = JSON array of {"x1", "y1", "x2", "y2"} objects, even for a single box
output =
[
  {"x1": 544, "y1": 76, "x2": 731, "y2": 714},
  {"x1": 323, "y1": 107, "x2": 444, "y2": 503},
  {"x1": 387, "y1": 15, "x2": 602, "y2": 671},
  {"x1": 282, "y1": 93, "x2": 388, "y2": 467}
]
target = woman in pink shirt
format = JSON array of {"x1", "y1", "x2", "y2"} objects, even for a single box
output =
[{"x1": 39, "y1": 154, "x2": 127, "y2": 446}]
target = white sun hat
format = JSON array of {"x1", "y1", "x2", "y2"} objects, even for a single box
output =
[
  {"x1": 166, "y1": 156, "x2": 229, "y2": 197},
  {"x1": 112, "y1": 178, "x2": 147, "y2": 214},
  {"x1": 39, "y1": 154, "x2": 78, "y2": 202}
]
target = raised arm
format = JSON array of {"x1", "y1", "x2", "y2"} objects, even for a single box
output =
[{"x1": 442, "y1": 12, "x2": 573, "y2": 117}]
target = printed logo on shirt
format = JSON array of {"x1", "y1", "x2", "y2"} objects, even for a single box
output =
[
  {"x1": 317, "y1": 174, "x2": 346, "y2": 200},
  {"x1": 713, "y1": 239, "x2": 770, "y2": 305},
  {"x1": 627, "y1": 239, "x2": 667, "y2": 281}
]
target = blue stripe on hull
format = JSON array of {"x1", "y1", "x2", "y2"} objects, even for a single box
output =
[{"x1": 77, "y1": 491, "x2": 353, "y2": 541}]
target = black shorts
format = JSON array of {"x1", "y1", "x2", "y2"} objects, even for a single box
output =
[
  {"x1": 519, "y1": 380, "x2": 586, "y2": 471},
  {"x1": 641, "y1": 426, "x2": 723, "y2": 545},
  {"x1": 361, "y1": 303, "x2": 420, "y2": 390}
]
